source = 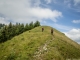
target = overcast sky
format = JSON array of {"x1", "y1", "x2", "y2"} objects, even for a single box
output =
[{"x1": 0, "y1": 0, "x2": 80, "y2": 44}]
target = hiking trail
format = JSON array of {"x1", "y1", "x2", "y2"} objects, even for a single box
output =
[{"x1": 33, "y1": 36, "x2": 54, "y2": 60}]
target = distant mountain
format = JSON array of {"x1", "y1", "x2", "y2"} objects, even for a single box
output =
[{"x1": 0, "y1": 26, "x2": 80, "y2": 60}]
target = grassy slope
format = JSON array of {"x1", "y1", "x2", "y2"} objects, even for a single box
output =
[{"x1": 0, "y1": 26, "x2": 80, "y2": 60}]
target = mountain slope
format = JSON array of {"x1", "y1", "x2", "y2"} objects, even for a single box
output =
[{"x1": 0, "y1": 26, "x2": 80, "y2": 60}]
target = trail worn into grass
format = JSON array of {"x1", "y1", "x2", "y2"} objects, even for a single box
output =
[{"x1": 33, "y1": 37, "x2": 54, "y2": 60}]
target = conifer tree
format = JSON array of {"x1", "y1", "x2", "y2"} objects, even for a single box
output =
[
  {"x1": 1, "y1": 26, "x2": 7, "y2": 42},
  {"x1": 8, "y1": 22, "x2": 13, "y2": 38},
  {"x1": 0, "y1": 23, "x2": 5, "y2": 29},
  {"x1": 15, "y1": 23, "x2": 20, "y2": 35},
  {"x1": 34, "y1": 20, "x2": 40, "y2": 27},
  {"x1": 29, "y1": 21, "x2": 34, "y2": 30},
  {"x1": 20, "y1": 23, "x2": 24, "y2": 33},
  {"x1": 24, "y1": 23, "x2": 29, "y2": 31}
]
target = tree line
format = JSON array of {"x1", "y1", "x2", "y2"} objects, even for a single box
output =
[
  {"x1": 0, "y1": 23, "x2": 5, "y2": 29},
  {"x1": 0, "y1": 21, "x2": 40, "y2": 43}
]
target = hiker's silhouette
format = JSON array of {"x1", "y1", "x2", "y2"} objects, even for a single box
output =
[
  {"x1": 42, "y1": 28, "x2": 44, "y2": 32},
  {"x1": 51, "y1": 28, "x2": 53, "y2": 35}
]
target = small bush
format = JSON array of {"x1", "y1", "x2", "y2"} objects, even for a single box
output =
[{"x1": 7, "y1": 53, "x2": 16, "y2": 60}]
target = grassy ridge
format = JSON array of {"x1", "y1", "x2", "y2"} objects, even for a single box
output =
[{"x1": 0, "y1": 26, "x2": 80, "y2": 60}]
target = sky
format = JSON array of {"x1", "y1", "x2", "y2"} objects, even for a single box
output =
[{"x1": 0, "y1": 0, "x2": 80, "y2": 44}]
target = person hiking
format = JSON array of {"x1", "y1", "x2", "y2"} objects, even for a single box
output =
[
  {"x1": 42, "y1": 28, "x2": 44, "y2": 32},
  {"x1": 51, "y1": 28, "x2": 53, "y2": 35}
]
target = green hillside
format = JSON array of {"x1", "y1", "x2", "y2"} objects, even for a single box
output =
[{"x1": 0, "y1": 26, "x2": 80, "y2": 60}]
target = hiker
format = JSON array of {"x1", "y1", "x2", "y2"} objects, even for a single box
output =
[
  {"x1": 51, "y1": 28, "x2": 53, "y2": 35},
  {"x1": 42, "y1": 28, "x2": 44, "y2": 32}
]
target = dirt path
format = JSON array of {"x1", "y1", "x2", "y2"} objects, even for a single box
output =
[{"x1": 33, "y1": 37, "x2": 54, "y2": 60}]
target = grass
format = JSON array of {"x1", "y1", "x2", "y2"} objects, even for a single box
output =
[{"x1": 0, "y1": 26, "x2": 80, "y2": 60}]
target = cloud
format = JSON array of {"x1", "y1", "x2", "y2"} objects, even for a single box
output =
[
  {"x1": 78, "y1": 42, "x2": 80, "y2": 44},
  {"x1": 41, "y1": 21, "x2": 73, "y2": 32},
  {"x1": 53, "y1": 23, "x2": 72, "y2": 31},
  {"x1": 0, "y1": 0, "x2": 62, "y2": 24},
  {"x1": 63, "y1": 0, "x2": 80, "y2": 12},
  {"x1": 0, "y1": 17, "x2": 9, "y2": 24},
  {"x1": 30, "y1": 7, "x2": 62, "y2": 21},
  {"x1": 64, "y1": 28, "x2": 80, "y2": 44},
  {"x1": 74, "y1": 0, "x2": 80, "y2": 5},
  {"x1": 45, "y1": 0, "x2": 52, "y2": 4},
  {"x1": 52, "y1": 23, "x2": 72, "y2": 31},
  {"x1": 46, "y1": 23, "x2": 72, "y2": 31},
  {"x1": 64, "y1": 0, "x2": 69, "y2": 3},
  {"x1": 64, "y1": 0, "x2": 71, "y2": 5},
  {"x1": 72, "y1": 20, "x2": 80, "y2": 23}
]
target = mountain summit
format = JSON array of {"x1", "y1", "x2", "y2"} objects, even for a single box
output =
[{"x1": 0, "y1": 26, "x2": 80, "y2": 60}]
